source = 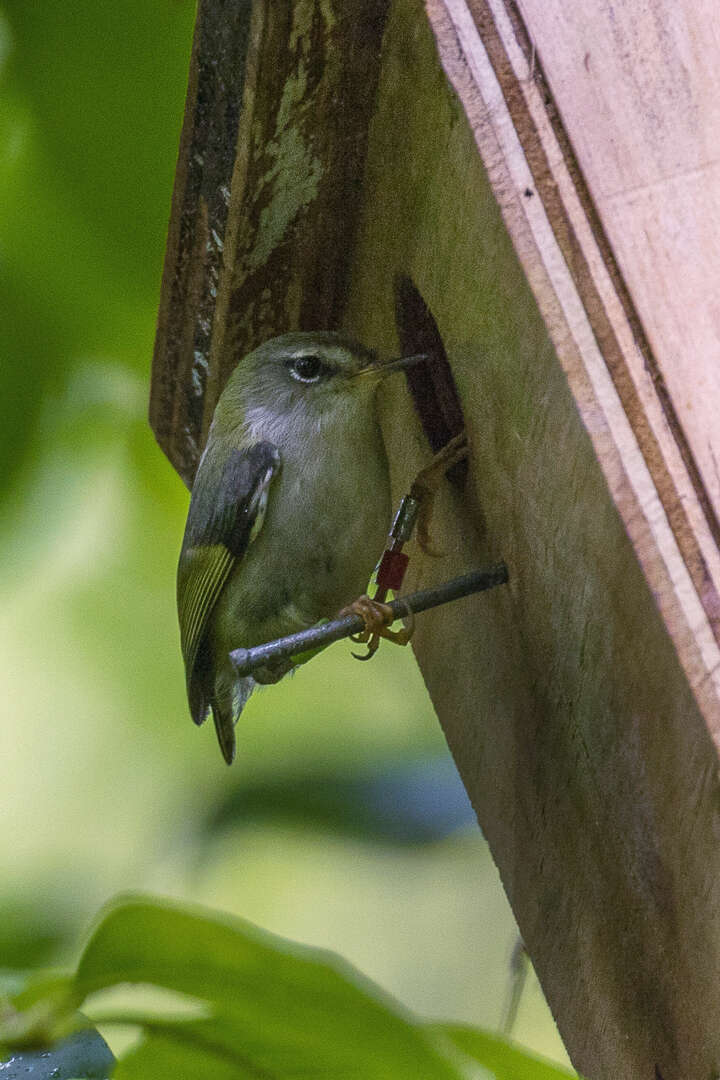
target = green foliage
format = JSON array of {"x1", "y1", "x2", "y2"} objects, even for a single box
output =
[
  {"x1": 0, "y1": 0, "x2": 194, "y2": 495},
  {"x1": 436, "y1": 1026, "x2": 577, "y2": 1079},
  {"x1": 0, "y1": 896, "x2": 577, "y2": 1079},
  {"x1": 0, "y1": 897, "x2": 72, "y2": 969}
]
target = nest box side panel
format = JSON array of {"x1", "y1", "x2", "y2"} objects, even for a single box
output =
[
  {"x1": 344, "y1": 1, "x2": 720, "y2": 1077},
  {"x1": 151, "y1": 0, "x2": 390, "y2": 486},
  {"x1": 511, "y1": 0, "x2": 720, "y2": 532},
  {"x1": 434, "y1": 0, "x2": 720, "y2": 712}
]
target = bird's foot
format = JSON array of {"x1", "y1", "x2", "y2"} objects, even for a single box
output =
[
  {"x1": 410, "y1": 432, "x2": 469, "y2": 555},
  {"x1": 339, "y1": 595, "x2": 414, "y2": 661}
]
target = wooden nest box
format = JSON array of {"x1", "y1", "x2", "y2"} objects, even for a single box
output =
[{"x1": 150, "y1": 2, "x2": 720, "y2": 1077}]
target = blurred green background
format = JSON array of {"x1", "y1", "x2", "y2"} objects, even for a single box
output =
[{"x1": 0, "y1": 0, "x2": 568, "y2": 1067}]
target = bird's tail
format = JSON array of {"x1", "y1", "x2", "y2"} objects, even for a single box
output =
[{"x1": 211, "y1": 672, "x2": 254, "y2": 765}]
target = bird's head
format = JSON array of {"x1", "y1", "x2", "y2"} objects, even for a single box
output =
[{"x1": 215, "y1": 331, "x2": 424, "y2": 442}]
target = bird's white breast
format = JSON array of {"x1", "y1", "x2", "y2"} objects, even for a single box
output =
[{"x1": 216, "y1": 394, "x2": 392, "y2": 648}]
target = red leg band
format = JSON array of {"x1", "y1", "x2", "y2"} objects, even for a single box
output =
[{"x1": 376, "y1": 549, "x2": 410, "y2": 592}]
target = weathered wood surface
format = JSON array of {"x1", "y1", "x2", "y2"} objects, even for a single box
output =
[
  {"x1": 151, "y1": 1, "x2": 720, "y2": 1077},
  {"x1": 150, "y1": 0, "x2": 389, "y2": 486},
  {"x1": 511, "y1": 0, "x2": 720, "y2": 534},
  {"x1": 151, "y1": 0, "x2": 254, "y2": 486},
  {"x1": 346, "y1": 2, "x2": 720, "y2": 1077},
  {"x1": 431, "y1": 0, "x2": 720, "y2": 722}
]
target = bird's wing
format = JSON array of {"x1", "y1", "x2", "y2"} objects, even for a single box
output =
[{"x1": 177, "y1": 441, "x2": 280, "y2": 722}]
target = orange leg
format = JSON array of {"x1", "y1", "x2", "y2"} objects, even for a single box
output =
[{"x1": 341, "y1": 433, "x2": 467, "y2": 661}]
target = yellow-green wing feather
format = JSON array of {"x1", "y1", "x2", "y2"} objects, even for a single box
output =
[
  {"x1": 177, "y1": 542, "x2": 235, "y2": 685},
  {"x1": 177, "y1": 441, "x2": 280, "y2": 725}
]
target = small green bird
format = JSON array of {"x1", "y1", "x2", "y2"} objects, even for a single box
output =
[{"x1": 177, "y1": 331, "x2": 417, "y2": 764}]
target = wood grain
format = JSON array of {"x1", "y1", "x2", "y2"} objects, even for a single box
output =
[
  {"x1": 344, "y1": 1, "x2": 720, "y2": 1076},
  {"x1": 150, "y1": 0, "x2": 389, "y2": 486},
  {"x1": 151, "y1": 0, "x2": 256, "y2": 486},
  {"x1": 507, "y1": 0, "x2": 720, "y2": 563},
  {"x1": 443, "y1": 0, "x2": 720, "y2": 709},
  {"x1": 151, "y1": 0, "x2": 720, "y2": 1075}
]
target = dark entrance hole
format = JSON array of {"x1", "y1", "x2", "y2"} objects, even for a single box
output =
[{"x1": 394, "y1": 275, "x2": 468, "y2": 486}]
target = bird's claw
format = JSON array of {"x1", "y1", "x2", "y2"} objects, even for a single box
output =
[
  {"x1": 410, "y1": 432, "x2": 469, "y2": 556},
  {"x1": 339, "y1": 595, "x2": 414, "y2": 661}
]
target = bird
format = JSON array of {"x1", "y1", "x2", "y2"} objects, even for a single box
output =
[{"x1": 177, "y1": 331, "x2": 423, "y2": 765}]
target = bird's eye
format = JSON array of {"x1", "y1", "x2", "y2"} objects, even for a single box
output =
[{"x1": 288, "y1": 354, "x2": 327, "y2": 383}]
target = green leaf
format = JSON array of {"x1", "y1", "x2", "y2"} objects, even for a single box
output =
[
  {"x1": 0, "y1": 1029, "x2": 114, "y2": 1079},
  {"x1": 111, "y1": 1028, "x2": 247, "y2": 1080},
  {"x1": 2, "y1": 897, "x2": 577, "y2": 1079},
  {"x1": 434, "y1": 1024, "x2": 578, "y2": 1079},
  {"x1": 76, "y1": 895, "x2": 465, "y2": 1080},
  {"x1": 0, "y1": 972, "x2": 77, "y2": 1048}
]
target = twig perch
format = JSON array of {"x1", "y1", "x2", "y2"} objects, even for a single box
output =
[{"x1": 230, "y1": 563, "x2": 509, "y2": 677}]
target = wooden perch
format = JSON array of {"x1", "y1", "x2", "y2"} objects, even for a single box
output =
[{"x1": 151, "y1": 2, "x2": 720, "y2": 1077}]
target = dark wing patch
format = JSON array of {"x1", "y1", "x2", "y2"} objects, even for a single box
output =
[{"x1": 177, "y1": 441, "x2": 280, "y2": 720}]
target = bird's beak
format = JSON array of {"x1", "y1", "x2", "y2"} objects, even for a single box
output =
[{"x1": 353, "y1": 353, "x2": 428, "y2": 380}]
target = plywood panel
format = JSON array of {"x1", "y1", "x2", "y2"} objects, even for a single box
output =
[
  {"x1": 507, "y1": 0, "x2": 720, "y2": 547},
  {"x1": 345, "y1": 1, "x2": 720, "y2": 1075},
  {"x1": 431, "y1": 0, "x2": 720, "y2": 727}
]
